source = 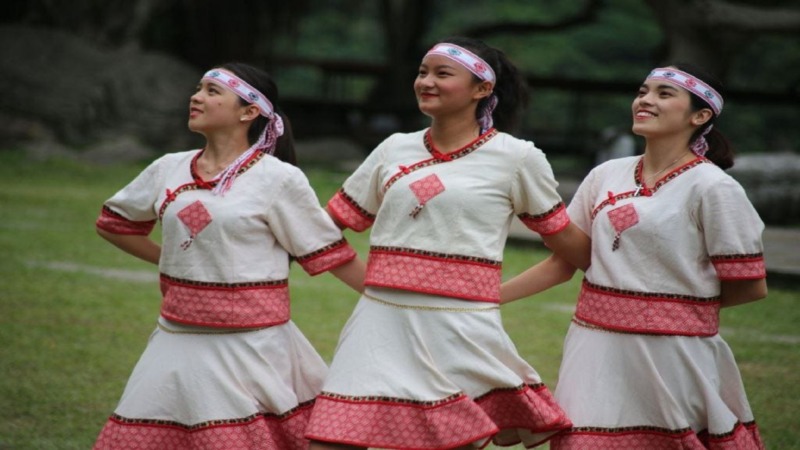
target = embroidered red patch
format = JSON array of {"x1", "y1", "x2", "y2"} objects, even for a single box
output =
[
  {"x1": 606, "y1": 204, "x2": 639, "y2": 251},
  {"x1": 177, "y1": 200, "x2": 212, "y2": 249},
  {"x1": 408, "y1": 174, "x2": 445, "y2": 218}
]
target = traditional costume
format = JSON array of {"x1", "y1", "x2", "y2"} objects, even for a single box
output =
[
  {"x1": 550, "y1": 122, "x2": 766, "y2": 448},
  {"x1": 93, "y1": 69, "x2": 356, "y2": 450},
  {"x1": 305, "y1": 126, "x2": 572, "y2": 449}
]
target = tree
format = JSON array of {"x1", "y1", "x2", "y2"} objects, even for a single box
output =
[{"x1": 644, "y1": 0, "x2": 800, "y2": 79}]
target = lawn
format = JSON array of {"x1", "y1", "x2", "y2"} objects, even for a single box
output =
[{"x1": 0, "y1": 151, "x2": 797, "y2": 449}]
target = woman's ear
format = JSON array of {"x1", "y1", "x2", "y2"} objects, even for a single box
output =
[
  {"x1": 240, "y1": 104, "x2": 261, "y2": 123},
  {"x1": 473, "y1": 80, "x2": 494, "y2": 100},
  {"x1": 691, "y1": 108, "x2": 713, "y2": 127}
]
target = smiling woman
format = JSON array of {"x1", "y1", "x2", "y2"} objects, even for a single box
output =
[
  {"x1": 502, "y1": 63, "x2": 769, "y2": 450},
  {"x1": 91, "y1": 62, "x2": 366, "y2": 450},
  {"x1": 304, "y1": 36, "x2": 590, "y2": 450}
]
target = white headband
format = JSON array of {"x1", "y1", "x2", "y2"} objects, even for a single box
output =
[
  {"x1": 646, "y1": 67, "x2": 723, "y2": 116},
  {"x1": 426, "y1": 43, "x2": 496, "y2": 85},
  {"x1": 200, "y1": 68, "x2": 285, "y2": 195},
  {"x1": 202, "y1": 69, "x2": 278, "y2": 118}
]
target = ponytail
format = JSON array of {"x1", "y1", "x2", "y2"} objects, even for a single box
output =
[
  {"x1": 671, "y1": 63, "x2": 734, "y2": 170},
  {"x1": 219, "y1": 62, "x2": 298, "y2": 167}
]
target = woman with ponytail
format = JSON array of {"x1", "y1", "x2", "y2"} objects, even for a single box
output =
[
  {"x1": 93, "y1": 62, "x2": 365, "y2": 449},
  {"x1": 305, "y1": 37, "x2": 588, "y2": 450},
  {"x1": 502, "y1": 64, "x2": 768, "y2": 449}
]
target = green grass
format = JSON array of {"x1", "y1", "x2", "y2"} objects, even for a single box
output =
[{"x1": 0, "y1": 152, "x2": 798, "y2": 449}]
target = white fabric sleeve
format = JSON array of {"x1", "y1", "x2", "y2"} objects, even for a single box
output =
[
  {"x1": 326, "y1": 135, "x2": 392, "y2": 231},
  {"x1": 512, "y1": 143, "x2": 569, "y2": 235},
  {"x1": 269, "y1": 167, "x2": 355, "y2": 275},
  {"x1": 696, "y1": 176, "x2": 766, "y2": 280}
]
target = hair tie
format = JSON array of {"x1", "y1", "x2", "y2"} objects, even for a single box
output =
[
  {"x1": 478, "y1": 94, "x2": 498, "y2": 132},
  {"x1": 690, "y1": 125, "x2": 713, "y2": 156},
  {"x1": 201, "y1": 68, "x2": 285, "y2": 196}
]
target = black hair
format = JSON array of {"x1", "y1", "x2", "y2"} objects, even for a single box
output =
[
  {"x1": 436, "y1": 36, "x2": 529, "y2": 133},
  {"x1": 670, "y1": 63, "x2": 734, "y2": 170},
  {"x1": 218, "y1": 62, "x2": 297, "y2": 166}
]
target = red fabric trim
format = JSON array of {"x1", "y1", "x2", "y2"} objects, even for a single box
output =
[
  {"x1": 550, "y1": 421, "x2": 764, "y2": 450},
  {"x1": 94, "y1": 403, "x2": 314, "y2": 450},
  {"x1": 365, "y1": 248, "x2": 502, "y2": 302},
  {"x1": 711, "y1": 256, "x2": 766, "y2": 280},
  {"x1": 327, "y1": 190, "x2": 374, "y2": 232},
  {"x1": 159, "y1": 275, "x2": 290, "y2": 328},
  {"x1": 475, "y1": 384, "x2": 572, "y2": 447},
  {"x1": 518, "y1": 203, "x2": 570, "y2": 236},
  {"x1": 96, "y1": 206, "x2": 156, "y2": 236},
  {"x1": 575, "y1": 280, "x2": 721, "y2": 336},
  {"x1": 305, "y1": 393, "x2": 498, "y2": 449},
  {"x1": 296, "y1": 240, "x2": 357, "y2": 276}
]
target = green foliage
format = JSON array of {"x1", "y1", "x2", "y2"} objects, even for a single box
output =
[{"x1": 0, "y1": 154, "x2": 798, "y2": 448}]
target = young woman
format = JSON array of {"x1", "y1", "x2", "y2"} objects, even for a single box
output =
[
  {"x1": 502, "y1": 64, "x2": 768, "y2": 449},
  {"x1": 305, "y1": 37, "x2": 589, "y2": 450},
  {"x1": 93, "y1": 62, "x2": 365, "y2": 450}
]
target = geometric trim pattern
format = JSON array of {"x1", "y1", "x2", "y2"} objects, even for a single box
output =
[
  {"x1": 159, "y1": 274, "x2": 290, "y2": 328},
  {"x1": 550, "y1": 420, "x2": 764, "y2": 450},
  {"x1": 575, "y1": 279, "x2": 721, "y2": 336},
  {"x1": 365, "y1": 247, "x2": 502, "y2": 302},
  {"x1": 93, "y1": 402, "x2": 314, "y2": 450}
]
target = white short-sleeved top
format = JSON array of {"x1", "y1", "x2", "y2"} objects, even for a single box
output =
[
  {"x1": 567, "y1": 155, "x2": 766, "y2": 335},
  {"x1": 96, "y1": 150, "x2": 356, "y2": 328},
  {"x1": 328, "y1": 128, "x2": 568, "y2": 303}
]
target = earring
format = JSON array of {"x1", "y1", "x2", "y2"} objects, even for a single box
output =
[{"x1": 240, "y1": 117, "x2": 246, "y2": 122}]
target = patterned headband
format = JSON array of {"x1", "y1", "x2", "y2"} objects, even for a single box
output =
[
  {"x1": 426, "y1": 43, "x2": 496, "y2": 85},
  {"x1": 646, "y1": 68, "x2": 724, "y2": 116},
  {"x1": 202, "y1": 69, "x2": 278, "y2": 119},
  {"x1": 200, "y1": 68, "x2": 285, "y2": 195}
]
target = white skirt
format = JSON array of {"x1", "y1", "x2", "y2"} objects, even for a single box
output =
[
  {"x1": 306, "y1": 288, "x2": 571, "y2": 449},
  {"x1": 550, "y1": 321, "x2": 764, "y2": 449},
  {"x1": 94, "y1": 317, "x2": 327, "y2": 450}
]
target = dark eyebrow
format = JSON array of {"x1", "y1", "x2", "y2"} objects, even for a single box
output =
[
  {"x1": 656, "y1": 83, "x2": 679, "y2": 92},
  {"x1": 419, "y1": 62, "x2": 459, "y2": 71},
  {"x1": 639, "y1": 82, "x2": 680, "y2": 92}
]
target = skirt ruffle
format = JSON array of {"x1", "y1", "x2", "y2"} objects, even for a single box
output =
[
  {"x1": 306, "y1": 288, "x2": 570, "y2": 449},
  {"x1": 550, "y1": 322, "x2": 765, "y2": 450},
  {"x1": 93, "y1": 318, "x2": 327, "y2": 450}
]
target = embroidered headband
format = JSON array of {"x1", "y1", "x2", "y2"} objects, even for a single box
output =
[
  {"x1": 425, "y1": 43, "x2": 498, "y2": 131},
  {"x1": 425, "y1": 43, "x2": 496, "y2": 85},
  {"x1": 646, "y1": 67, "x2": 723, "y2": 116},
  {"x1": 203, "y1": 69, "x2": 277, "y2": 118},
  {"x1": 201, "y1": 68, "x2": 285, "y2": 195}
]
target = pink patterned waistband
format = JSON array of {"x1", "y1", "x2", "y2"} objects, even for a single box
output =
[
  {"x1": 159, "y1": 274, "x2": 290, "y2": 328},
  {"x1": 365, "y1": 247, "x2": 502, "y2": 302},
  {"x1": 575, "y1": 280, "x2": 721, "y2": 336}
]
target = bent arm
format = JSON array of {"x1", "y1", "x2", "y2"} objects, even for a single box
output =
[
  {"x1": 541, "y1": 222, "x2": 591, "y2": 271},
  {"x1": 329, "y1": 257, "x2": 367, "y2": 293},
  {"x1": 500, "y1": 254, "x2": 577, "y2": 305},
  {"x1": 720, "y1": 278, "x2": 767, "y2": 308},
  {"x1": 96, "y1": 227, "x2": 161, "y2": 265}
]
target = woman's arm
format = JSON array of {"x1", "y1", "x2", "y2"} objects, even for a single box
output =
[
  {"x1": 540, "y1": 222, "x2": 591, "y2": 271},
  {"x1": 720, "y1": 278, "x2": 767, "y2": 308},
  {"x1": 500, "y1": 253, "x2": 577, "y2": 305},
  {"x1": 97, "y1": 227, "x2": 161, "y2": 265},
  {"x1": 329, "y1": 257, "x2": 367, "y2": 293}
]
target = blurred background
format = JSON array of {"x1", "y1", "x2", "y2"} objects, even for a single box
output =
[{"x1": 1, "y1": 0, "x2": 799, "y2": 221}]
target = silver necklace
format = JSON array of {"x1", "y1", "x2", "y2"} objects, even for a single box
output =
[{"x1": 635, "y1": 153, "x2": 689, "y2": 196}]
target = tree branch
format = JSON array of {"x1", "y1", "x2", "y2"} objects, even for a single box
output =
[
  {"x1": 704, "y1": 0, "x2": 800, "y2": 33},
  {"x1": 460, "y1": 0, "x2": 603, "y2": 37}
]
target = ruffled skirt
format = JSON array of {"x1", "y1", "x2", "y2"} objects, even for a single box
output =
[
  {"x1": 94, "y1": 317, "x2": 327, "y2": 450},
  {"x1": 550, "y1": 321, "x2": 764, "y2": 449},
  {"x1": 305, "y1": 288, "x2": 571, "y2": 449}
]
